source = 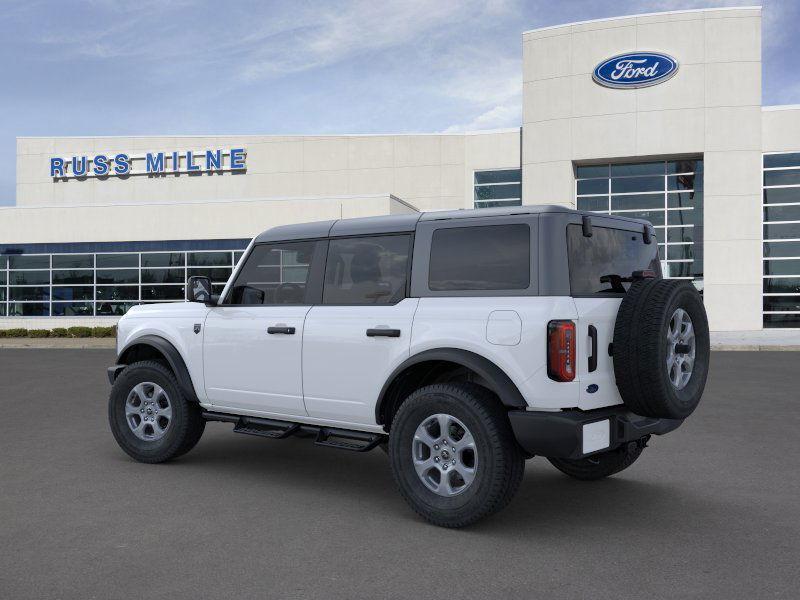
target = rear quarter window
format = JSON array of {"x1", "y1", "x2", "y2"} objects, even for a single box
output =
[
  {"x1": 567, "y1": 224, "x2": 660, "y2": 295},
  {"x1": 428, "y1": 224, "x2": 530, "y2": 291}
]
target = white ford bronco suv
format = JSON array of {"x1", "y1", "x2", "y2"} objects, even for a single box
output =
[{"x1": 108, "y1": 206, "x2": 709, "y2": 527}]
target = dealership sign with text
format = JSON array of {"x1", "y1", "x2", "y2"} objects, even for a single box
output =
[
  {"x1": 50, "y1": 148, "x2": 247, "y2": 179},
  {"x1": 592, "y1": 52, "x2": 678, "y2": 89}
]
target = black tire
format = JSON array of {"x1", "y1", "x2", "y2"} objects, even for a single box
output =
[
  {"x1": 547, "y1": 437, "x2": 648, "y2": 481},
  {"x1": 389, "y1": 383, "x2": 525, "y2": 528},
  {"x1": 108, "y1": 360, "x2": 205, "y2": 463},
  {"x1": 613, "y1": 279, "x2": 710, "y2": 419}
]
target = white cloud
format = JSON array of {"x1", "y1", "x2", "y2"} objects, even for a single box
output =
[
  {"x1": 236, "y1": 0, "x2": 478, "y2": 81},
  {"x1": 442, "y1": 103, "x2": 521, "y2": 132},
  {"x1": 6, "y1": 0, "x2": 799, "y2": 131},
  {"x1": 230, "y1": 0, "x2": 528, "y2": 132},
  {"x1": 30, "y1": 1, "x2": 193, "y2": 60},
  {"x1": 424, "y1": 33, "x2": 522, "y2": 131}
]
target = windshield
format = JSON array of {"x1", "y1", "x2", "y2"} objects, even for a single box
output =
[{"x1": 567, "y1": 224, "x2": 660, "y2": 295}]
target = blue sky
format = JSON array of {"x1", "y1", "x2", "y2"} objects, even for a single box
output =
[{"x1": 1, "y1": 0, "x2": 798, "y2": 206}]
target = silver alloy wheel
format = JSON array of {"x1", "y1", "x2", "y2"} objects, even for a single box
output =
[
  {"x1": 412, "y1": 413, "x2": 478, "y2": 497},
  {"x1": 666, "y1": 308, "x2": 696, "y2": 390},
  {"x1": 125, "y1": 382, "x2": 172, "y2": 441}
]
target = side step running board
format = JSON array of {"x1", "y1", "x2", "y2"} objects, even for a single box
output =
[
  {"x1": 315, "y1": 427, "x2": 383, "y2": 452},
  {"x1": 202, "y1": 411, "x2": 386, "y2": 452},
  {"x1": 233, "y1": 417, "x2": 300, "y2": 439}
]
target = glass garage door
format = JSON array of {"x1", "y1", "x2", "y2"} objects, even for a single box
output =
[
  {"x1": 0, "y1": 247, "x2": 247, "y2": 318},
  {"x1": 575, "y1": 159, "x2": 704, "y2": 288},
  {"x1": 763, "y1": 153, "x2": 800, "y2": 328}
]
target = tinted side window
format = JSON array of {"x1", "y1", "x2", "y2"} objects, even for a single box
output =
[
  {"x1": 228, "y1": 241, "x2": 317, "y2": 305},
  {"x1": 428, "y1": 224, "x2": 530, "y2": 291},
  {"x1": 323, "y1": 235, "x2": 410, "y2": 305},
  {"x1": 567, "y1": 224, "x2": 661, "y2": 295}
]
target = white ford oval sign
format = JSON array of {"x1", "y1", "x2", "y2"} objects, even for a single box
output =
[{"x1": 592, "y1": 52, "x2": 678, "y2": 89}]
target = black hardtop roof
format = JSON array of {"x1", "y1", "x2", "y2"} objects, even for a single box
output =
[{"x1": 253, "y1": 205, "x2": 650, "y2": 243}]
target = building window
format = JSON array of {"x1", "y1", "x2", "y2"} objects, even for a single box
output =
[
  {"x1": 0, "y1": 246, "x2": 246, "y2": 318},
  {"x1": 575, "y1": 159, "x2": 704, "y2": 287},
  {"x1": 763, "y1": 153, "x2": 800, "y2": 329},
  {"x1": 474, "y1": 169, "x2": 522, "y2": 209}
]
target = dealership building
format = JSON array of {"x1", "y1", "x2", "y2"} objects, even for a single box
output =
[{"x1": 2, "y1": 5, "x2": 799, "y2": 332}]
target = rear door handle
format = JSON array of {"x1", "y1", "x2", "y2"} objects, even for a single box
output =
[
  {"x1": 588, "y1": 325, "x2": 598, "y2": 372},
  {"x1": 366, "y1": 328, "x2": 401, "y2": 338},
  {"x1": 267, "y1": 326, "x2": 296, "y2": 335}
]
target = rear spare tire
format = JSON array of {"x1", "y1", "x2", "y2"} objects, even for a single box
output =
[
  {"x1": 612, "y1": 279, "x2": 709, "y2": 419},
  {"x1": 548, "y1": 437, "x2": 648, "y2": 481}
]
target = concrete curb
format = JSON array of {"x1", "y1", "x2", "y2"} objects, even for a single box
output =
[
  {"x1": 0, "y1": 338, "x2": 116, "y2": 349},
  {"x1": 711, "y1": 331, "x2": 800, "y2": 350},
  {"x1": 711, "y1": 344, "x2": 800, "y2": 351}
]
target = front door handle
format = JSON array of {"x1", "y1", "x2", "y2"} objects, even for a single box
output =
[
  {"x1": 366, "y1": 328, "x2": 401, "y2": 338},
  {"x1": 267, "y1": 326, "x2": 296, "y2": 335},
  {"x1": 588, "y1": 325, "x2": 598, "y2": 372}
]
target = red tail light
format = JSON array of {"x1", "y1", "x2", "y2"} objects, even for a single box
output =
[{"x1": 547, "y1": 320, "x2": 576, "y2": 382}]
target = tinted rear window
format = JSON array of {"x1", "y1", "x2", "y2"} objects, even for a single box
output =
[
  {"x1": 429, "y1": 224, "x2": 530, "y2": 291},
  {"x1": 567, "y1": 224, "x2": 660, "y2": 295}
]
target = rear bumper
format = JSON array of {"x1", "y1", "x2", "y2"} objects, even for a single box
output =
[{"x1": 508, "y1": 406, "x2": 683, "y2": 460}]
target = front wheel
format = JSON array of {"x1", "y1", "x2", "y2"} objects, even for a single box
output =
[
  {"x1": 108, "y1": 360, "x2": 205, "y2": 463},
  {"x1": 389, "y1": 383, "x2": 525, "y2": 528},
  {"x1": 547, "y1": 437, "x2": 647, "y2": 481}
]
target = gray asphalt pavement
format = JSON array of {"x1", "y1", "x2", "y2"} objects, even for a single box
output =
[{"x1": 1, "y1": 349, "x2": 799, "y2": 599}]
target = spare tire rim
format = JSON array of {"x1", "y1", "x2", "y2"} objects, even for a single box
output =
[
  {"x1": 412, "y1": 413, "x2": 478, "y2": 497},
  {"x1": 666, "y1": 308, "x2": 696, "y2": 390},
  {"x1": 125, "y1": 382, "x2": 172, "y2": 441}
]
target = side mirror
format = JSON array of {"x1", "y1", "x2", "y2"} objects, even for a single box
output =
[{"x1": 187, "y1": 276, "x2": 214, "y2": 304}]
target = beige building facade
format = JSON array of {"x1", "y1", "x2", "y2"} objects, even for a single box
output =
[
  {"x1": 3, "y1": 6, "x2": 800, "y2": 332},
  {"x1": 15, "y1": 131, "x2": 521, "y2": 212}
]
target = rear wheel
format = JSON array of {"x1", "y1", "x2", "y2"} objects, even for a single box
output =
[
  {"x1": 108, "y1": 360, "x2": 205, "y2": 463},
  {"x1": 547, "y1": 437, "x2": 648, "y2": 481},
  {"x1": 389, "y1": 383, "x2": 524, "y2": 528}
]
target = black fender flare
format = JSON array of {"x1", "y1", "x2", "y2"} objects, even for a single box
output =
[
  {"x1": 116, "y1": 335, "x2": 200, "y2": 403},
  {"x1": 375, "y1": 348, "x2": 528, "y2": 424}
]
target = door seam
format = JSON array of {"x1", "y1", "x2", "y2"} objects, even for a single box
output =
[{"x1": 299, "y1": 304, "x2": 314, "y2": 416}]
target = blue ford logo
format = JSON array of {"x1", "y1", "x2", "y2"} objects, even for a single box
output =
[{"x1": 593, "y1": 52, "x2": 679, "y2": 89}]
